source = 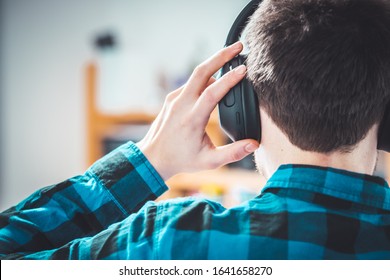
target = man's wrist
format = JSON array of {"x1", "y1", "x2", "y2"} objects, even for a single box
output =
[{"x1": 135, "y1": 141, "x2": 172, "y2": 181}]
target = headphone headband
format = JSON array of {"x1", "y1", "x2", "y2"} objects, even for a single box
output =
[{"x1": 225, "y1": 0, "x2": 262, "y2": 46}]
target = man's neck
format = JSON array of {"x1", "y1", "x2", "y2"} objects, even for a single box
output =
[{"x1": 256, "y1": 110, "x2": 379, "y2": 180}]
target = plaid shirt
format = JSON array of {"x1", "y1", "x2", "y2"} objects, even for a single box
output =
[{"x1": 1, "y1": 142, "x2": 390, "y2": 259}]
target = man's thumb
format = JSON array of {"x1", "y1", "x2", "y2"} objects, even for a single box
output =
[{"x1": 214, "y1": 140, "x2": 259, "y2": 167}]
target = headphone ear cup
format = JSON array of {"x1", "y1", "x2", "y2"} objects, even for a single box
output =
[
  {"x1": 378, "y1": 103, "x2": 390, "y2": 152},
  {"x1": 218, "y1": 56, "x2": 245, "y2": 141},
  {"x1": 218, "y1": 55, "x2": 261, "y2": 142},
  {"x1": 241, "y1": 75, "x2": 261, "y2": 142},
  {"x1": 237, "y1": 55, "x2": 261, "y2": 142}
]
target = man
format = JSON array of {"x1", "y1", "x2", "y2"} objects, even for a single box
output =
[{"x1": 1, "y1": 0, "x2": 390, "y2": 259}]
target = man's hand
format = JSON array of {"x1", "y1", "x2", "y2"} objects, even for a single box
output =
[{"x1": 137, "y1": 42, "x2": 259, "y2": 181}]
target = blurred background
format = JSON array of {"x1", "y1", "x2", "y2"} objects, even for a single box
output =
[{"x1": 0, "y1": 0, "x2": 267, "y2": 211}]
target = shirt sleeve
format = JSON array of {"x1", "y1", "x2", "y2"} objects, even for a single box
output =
[
  {"x1": 0, "y1": 201, "x2": 160, "y2": 259},
  {"x1": 0, "y1": 142, "x2": 168, "y2": 258}
]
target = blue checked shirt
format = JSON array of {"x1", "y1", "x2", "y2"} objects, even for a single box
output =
[{"x1": 1, "y1": 142, "x2": 390, "y2": 259}]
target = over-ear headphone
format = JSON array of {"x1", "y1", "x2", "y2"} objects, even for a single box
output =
[
  {"x1": 218, "y1": 0, "x2": 390, "y2": 152},
  {"x1": 218, "y1": 0, "x2": 261, "y2": 144}
]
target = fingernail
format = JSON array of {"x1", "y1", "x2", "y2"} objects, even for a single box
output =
[
  {"x1": 230, "y1": 41, "x2": 242, "y2": 50},
  {"x1": 235, "y1": 65, "x2": 247, "y2": 75},
  {"x1": 245, "y1": 143, "x2": 258, "y2": 153}
]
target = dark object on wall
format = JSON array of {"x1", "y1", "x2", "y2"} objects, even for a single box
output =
[{"x1": 94, "y1": 33, "x2": 116, "y2": 50}]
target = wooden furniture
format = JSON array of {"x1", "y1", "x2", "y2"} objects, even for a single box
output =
[{"x1": 86, "y1": 63, "x2": 264, "y2": 206}]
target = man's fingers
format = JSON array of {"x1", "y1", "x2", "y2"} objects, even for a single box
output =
[
  {"x1": 145, "y1": 84, "x2": 185, "y2": 140},
  {"x1": 184, "y1": 42, "x2": 243, "y2": 97},
  {"x1": 211, "y1": 140, "x2": 259, "y2": 168},
  {"x1": 206, "y1": 76, "x2": 217, "y2": 87},
  {"x1": 193, "y1": 64, "x2": 247, "y2": 123}
]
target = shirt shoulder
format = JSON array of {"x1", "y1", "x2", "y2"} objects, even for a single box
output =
[{"x1": 150, "y1": 192, "x2": 290, "y2": 259}]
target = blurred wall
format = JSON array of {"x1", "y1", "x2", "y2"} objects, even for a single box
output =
[
  {"x1": 0, "y1": 0, "x2": 4, "y2": 210},
  {"x1": 0, "y1": 0, "x2": 250, "y2": 210}
]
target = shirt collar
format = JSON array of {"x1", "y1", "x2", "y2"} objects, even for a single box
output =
[{"x1": 262, "y1": 164, "x2": 390, "y2": 211}]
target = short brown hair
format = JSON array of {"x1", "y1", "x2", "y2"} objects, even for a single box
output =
[{"x1": 245, "y1": 0, "x2": 390, "y2": 153}]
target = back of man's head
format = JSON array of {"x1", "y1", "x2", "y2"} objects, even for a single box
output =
[{"x1": 245, "y1": 0, "x2": 390, "y2": 153}]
